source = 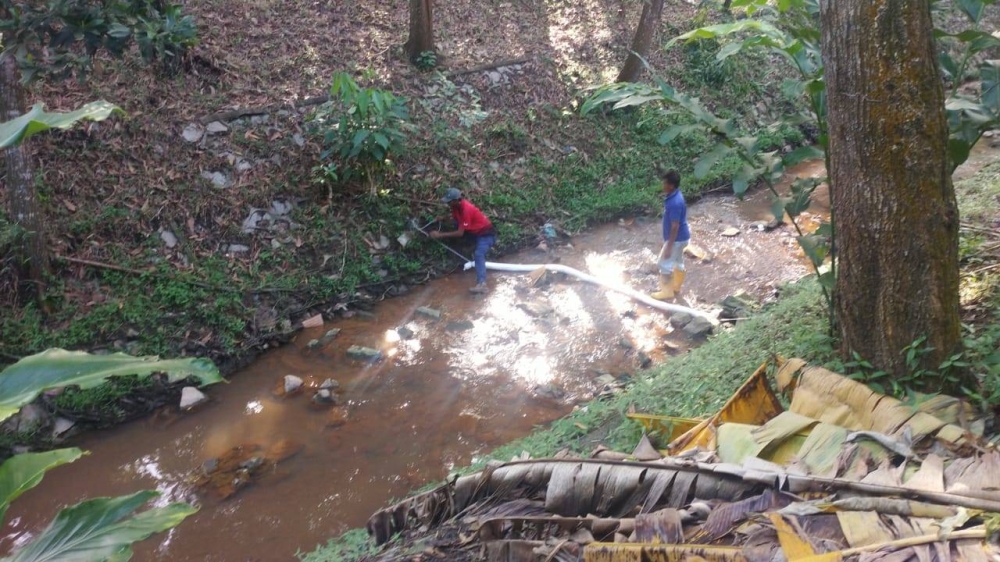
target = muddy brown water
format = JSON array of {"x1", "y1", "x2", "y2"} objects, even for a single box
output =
[{"x1": 2, "y1": 163, "x2": 829, "y2": 561}]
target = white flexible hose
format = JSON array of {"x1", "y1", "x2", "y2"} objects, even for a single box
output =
[{"x1": 464, "y1": 261, "x2": 718, "y2": 324}]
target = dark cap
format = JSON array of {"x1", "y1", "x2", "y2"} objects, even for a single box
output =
[{"x1": 442, "y1": 187, "x2": 462, "y2": 203}]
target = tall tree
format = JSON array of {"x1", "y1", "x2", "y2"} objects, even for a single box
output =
[
  {"x1": 617, "y1": 0, "x2": 665, "y2": 83},
  {"x1": 820, "y1": 0, "x2": 963, "y2": 388},
  {"x1": 0, "y1": 51, "x2": 48, "y2": 300},
  {"x1": 405, "y1": 0, "x2": 434, "y2": 64}
]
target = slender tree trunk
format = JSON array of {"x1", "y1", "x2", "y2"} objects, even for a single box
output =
[
  {"x1": 617, "y1": 0, "x2": 665, "y2": 83},
  {"x1": 820, "y1": 1, "x2": 965, "y2": 391},
  {"x1": 0, "y1": 52, "x2": 49, "y2": 300},
  {"x1": 405, "y1": 0, "x2": 434, "y2": 64}
]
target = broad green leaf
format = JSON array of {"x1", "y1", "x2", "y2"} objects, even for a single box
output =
[
  {"x1": 948, "y1": 137, "x2": 975, "y2": 170},
  {"x1": 0, "y1": 350, "x2": 223, "y2": 423},
  {"x1": 797, "y1": 234, "x2": 829, "y2": 267},
  {"x1": 4, "y1": 491, "x2": 197, "y2": 562},
  {"x1": 782, "y1": 145, "x2": 824, "y2": 167},
  {"x1": 0, "y1": 102, "x2": 121, "y2": 149},
  {"x1": 373, "y1": 132, "x2": 390, "y2": 150},
  {"x1": 939, "y1": 50, "x2": 960, "y2": 81},
  {"x1": 0, "y1": 449, "x2": 84, "y2": 523},
  {"x1": 657, "y1": 124, "x2": 701, "y2": 144},
  {"x1": 981, "y1": 61, "x2": 1000, "y2": 115},
  {"x1": 668, "y1": 20, "x2": 784, "y2": 48},
  {"x1": 612, "y1": 94, "x2": 664, "y2": 110},
  {"x1": 771, "y1": 197, "x2": 790, "y2": 223},
  {"x1": 818, "y1": 270, "x2": 835, "y2": 291},
  {"x1": 732, "y1": 165, "x2": 756, "y2": 197},
  {"x1": 693, "y1": 143, "x2": 733, "y2": 179},
  {"x1": 957, "y1": 0, "x2": 986, "y2": 23}
]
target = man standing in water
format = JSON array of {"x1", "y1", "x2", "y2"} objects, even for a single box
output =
[
  {"x1": 651, "y1": 167, "x2": 690, "y2": 301},
  {"x1": 431, "y1": 188, "x2": 496, "y2": 294}
]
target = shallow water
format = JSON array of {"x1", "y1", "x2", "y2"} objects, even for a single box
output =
[{"x1": 1, "y1": 163, "x2": 830, "y2": 561}]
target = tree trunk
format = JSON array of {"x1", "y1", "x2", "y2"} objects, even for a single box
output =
[
  {"x1": 405, "y1": 0, "x2": 434, "y2": 63},
  {"x1": 0, "y1": 51, "x2": 49, "y2": 300},
  {"x1": 617, "y1": 0, "x2": 665, "y2": 83},
  {"x1": 820, "y1": 1, "x2": 965, "y2": 391}
]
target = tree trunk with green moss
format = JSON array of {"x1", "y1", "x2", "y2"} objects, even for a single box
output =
[
  {"x1": 820, "y1": 0, "x2": 964, "y2": 391},
  {"x1": 617, "y1": 0, "x2": 665, "y2": 83}
]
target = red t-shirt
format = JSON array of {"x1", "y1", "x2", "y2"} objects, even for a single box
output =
[{"x1": 451, "y1": 200, "x2": 493, "y2": 235}]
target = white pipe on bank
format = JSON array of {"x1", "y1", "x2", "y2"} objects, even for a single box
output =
[{"x1": 463, "y1": 261, "x2": 718, "y2": 324}]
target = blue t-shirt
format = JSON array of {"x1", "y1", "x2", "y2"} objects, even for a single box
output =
[{"x1": 663, "y1": 189, "x2": 691, "y2": 242}]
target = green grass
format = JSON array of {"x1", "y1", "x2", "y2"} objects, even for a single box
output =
[{"x1": 957, "y1": 160, "x2": 1000, "y2": 224}]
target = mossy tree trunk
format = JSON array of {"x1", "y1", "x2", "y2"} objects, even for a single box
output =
[
  {"x1": 405, "y1": 0, "x2": 434, "y2": 64},
  {"x1": 0, "y1": 50, "x2": 49, "y2": 302},
  {"x1": 617, "y1": 0, "x2": 665, "y2": 83},
  {"x1": 820, "y1": 0, "x2": 965, "y2": 391}
]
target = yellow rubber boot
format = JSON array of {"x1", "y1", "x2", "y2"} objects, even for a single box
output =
[
  {"x1": 651, "y1": 273, "x2": 675, "y2": 301},
  {"x1": 672, "y1": 269, "x2": 686, "y2": 294}
]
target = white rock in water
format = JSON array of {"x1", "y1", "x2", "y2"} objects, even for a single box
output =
[
  {"x1": 52, "y1": 417, "x2": 76, "y2": 437},
  {"x1": 284, "y1": 375, "x2": 304, "y2": 393},
  {"x1": 180, "y1": 387, "x2": 208, "y2": 409}
]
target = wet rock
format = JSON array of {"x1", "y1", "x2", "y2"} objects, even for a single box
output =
[
  {"x1": 200, "y1": 458, "x2": 219, "y2": 475},
  {"x1": 206, "y1": 121, "x2": 229, "y2": 134},
  {"x1": 347, "y1": 345, "x2": 382, "y2": 361},
  {"x1": 284, "y1": 375, "x2": 304, "y2": 394},
  {"x1": 325, "y1": 407, "x2": 350, "y2": 428},
  {"x1": 683, "y1": 316, "x2": 715, "y2": 338},
  {"x1": 201, "y1": 170, "x2": 231, "y2": 189},
  {"x1": 319, "y1": 378, "x2": 340, "y2": 390},
  {"x1": 720, "y1": 292, "x2": 756, "y2": 321},
  {"x1": 618, "y1": 337, "x2": 634, "y2": 350},
  {"x1": 534, "y1": 384, "x2": 565, "y2": 400},
  {"x1": 416, "y1": 306, "x2": 441, "y2": 320},
  {"x1": 226, "y1": 244, "x2": 250, "y2": 253},
  {"x1": 160, "y1": 229, "x2": 178, "y2": 248},
  {"x1": 721, "y1": 227, "x2": 741, "y2": 237},
  {"x1": 52, "y1": 417, "x2": 76, "y2": 437},
  {"x1": 517, "y1": 301, "x2": 554, "y2": 317},
  {"x1": 396, "y1": 326, "x2": 415, "y2": 340},
  {"x1": 445, "y1": 319, "x2": 475, "y2": 332},
  {"x1": 239, "y1": 456, "x2": 265, "y2": 471},
  {"x1": 312, "y1": 389, "x2": 337, "y2": 405},
  {"x1": 636, "y1": 351, "x2": 652, "y2": 369},
  {"x1": 307, "y1": 339, "x2": 321, "y2": 350},
  {"x1": 669, "y1": 312, "x2": 693, "y2": 328},
  {"x1": 180, "y1": 387, "x2": 208, "y2": 409},
  {"x1": 355, "y1": 310, "x2": 377, "y2": 321},
  {"x1": 595, "y1": 374, "x2": 617, "y2": 387},
  {"x1": 182, "y1": 123, "x2": 204, "y2": 143},
  {"x1": 984, "y1": 130, "x2": 995, "y2": 138},
  {"x1": 14, "y1": 403, "x2": 47, "y2": 431},
  {"x1": 266, "y1": 438, "x2": 303, "y2": 463}
]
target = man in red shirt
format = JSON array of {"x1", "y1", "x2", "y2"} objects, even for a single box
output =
[{"x1": 430, "y1": 188, "x2": 496, "y2": 294}]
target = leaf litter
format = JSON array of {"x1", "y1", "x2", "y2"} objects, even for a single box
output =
[{"x1": 362, "y1": 358, "x2": 1000, "y2": 561}]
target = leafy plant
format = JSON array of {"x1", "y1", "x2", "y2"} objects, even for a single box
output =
[
  {"x1": 310, "y1": 72, "x2": 412, "y2": 196},
  {"x1": 0, "y1": 102, "x2": 122, "y2": 149},
  {"x1": 0, "y1": 0, "x2": 199, "y2": 80},
  {"x1": 415, "y1": 50, "x2": 437, "y2": 71}
]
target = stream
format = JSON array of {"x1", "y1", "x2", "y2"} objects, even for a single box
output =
[{"x1": 1, "y1": 163, "x2": 830, "y2": 561}]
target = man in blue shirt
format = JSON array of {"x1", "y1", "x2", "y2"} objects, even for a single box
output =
[{"x1": 652, "y1": 167, "x2": 691, "y2": 300}]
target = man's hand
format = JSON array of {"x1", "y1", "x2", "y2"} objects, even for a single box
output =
[{"x1": 429, "y1": 231, "x2": 442, "y2": 239}]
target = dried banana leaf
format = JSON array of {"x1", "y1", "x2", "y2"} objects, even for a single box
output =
[{"x1": 584, "y1": 543, "x2": 750, "y2": 562}]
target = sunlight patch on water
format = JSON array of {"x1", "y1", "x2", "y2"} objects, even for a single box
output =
[{"x1": 245, "y1": 400, "x2": 264, "y2": 415}]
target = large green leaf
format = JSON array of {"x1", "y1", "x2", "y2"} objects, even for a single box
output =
[
  {"x1": 0, "y1": 449, "x2": 85, "y2": 523},
  {"x1": 3, "y1": 491, "x2": 197, "y2": 562},
  {"x1": 0, "y1": 102, "x2": 122, "y2": 150},
  {"x1": 0, "y1": 349, "x2": 223, "y2": 423},
  {"x1": 693, "y1": 143, "x2": 734, "y2": 179},
  {"x1": 668, "y1": 20, "x2": 785, "y2": 48},
  {"x1": 981, "y1": 61, "x2": 1000, "y2": 115},
  {"x1": 957, "y1": 0, "x2": 987, "y2": 23}
]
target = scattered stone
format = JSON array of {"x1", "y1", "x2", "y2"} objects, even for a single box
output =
[
  {"x1": 683, "y1": 316, "x2": 715, "y2": 338},
  {"x1": 307, "y1": 339, "x2": 321, "y2": 350},
  {"x1": 206, "y1": 121, "x2": 229, "y2": 134},
  {"x1": 618, "y1": 337, "x2": 634, "y2": 350},
  {"x1": 201, "y1": 170, "x2": 230, "y2": 189},
  {"x1": 270, "y1": 199, "x2": 294, "y2": 216},
  {"x1": 487, "y1": 70, "x2": 503, "y2": 85},
  {"x1": 595, "y1": 374, "x2": 617, "y2": 387},
  {"x1": 416, "y1": 306, "x2": 441, "y2": 320},
  {"x1": 250, "y1": 114, "x2": 270, "y2": 125},
  {"x1": 242, "y1": 209, "x2": 273, "y2": 233},
  {"x1": 445, "y1": 319, "x2": 475, "y2": 332},
  {"x1": 355, "y1": 310, "x2": 377, "y2": 321},
  {"x1": 200, "y1": 458, "x2": 219, "y2": 475},
  {"x1": 517, "y1": 301, "x2": 554, "y2": 317},
  {"x1": 534, "y1": 384, "x2": 565, "y2": 400},
  {"x1": 302, "y1": 314, "x2": 324, "y2": 328},
  {"x1": 347, "y1": 345, "x2": 382, "y2": 361},
  {"x1": 180, "y1": 387, "x2": 208, "y2": 409},
  {"x1": 52, "y1": 417, "x2": 76, "y2": 437},
  {"x1": 160, "y1": 229, "x2": 178, "y2": 249},
  {"x1": 985, "y1": 131, "x2": 995, "y2": 138},
  {"x1": 721, "y1": 227, "x2": 741, "y2": 237},
  {"x1": 670, "y1": 312, "x2": 693, "y2": 328},
  {"x1": 396, "y1": 326, "x2": 415, "y2": 340},
  {"x1": 397, "y1": 232, "x2": 411, "y2": 247},
  {"x1": 270, "y1": 239, "x2": 281, "y2": 249},
  {"x1": 720, "y1": 292, "x2": 756, "y2": 321},
  {"x1": 636, "y1": 351, "x2": 653, "y2": 369},
  {"x1": 321, "y1": 328, "x2": 341, "y2": 343},
  {"x1": 125, "y1": 328, "x2": 140, "y2": 338},
  {"x1": 226, "y1": 244, "x2": 250, "y2": 253},
  {"x1": 239, "y1": 456, "x2": 265, "y2": 471},
  {"x1": 326, "y1": 407, "x2": 350, "y2": 428},
  {"x1": 236, "y1": 159, "x2": 253, "y2": 173},
  {"x1": 15, "y1": 403, "x2": 46, "y2": 431},
  {"x1": 320, "y1": 378, "x2": 340, "y2": 390},
  {"x1": 292, "y1": 133, "x2": 306, "y2": 147},
  {"x1": 312, "y1": 389, "x2": 336, "y2": 405},
  {"x1": 182, "y1": 123, "x2": 204, "y2": 143},
  {"x1": 283, "y1": 375, "x2": 304, "y2": 394}
]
